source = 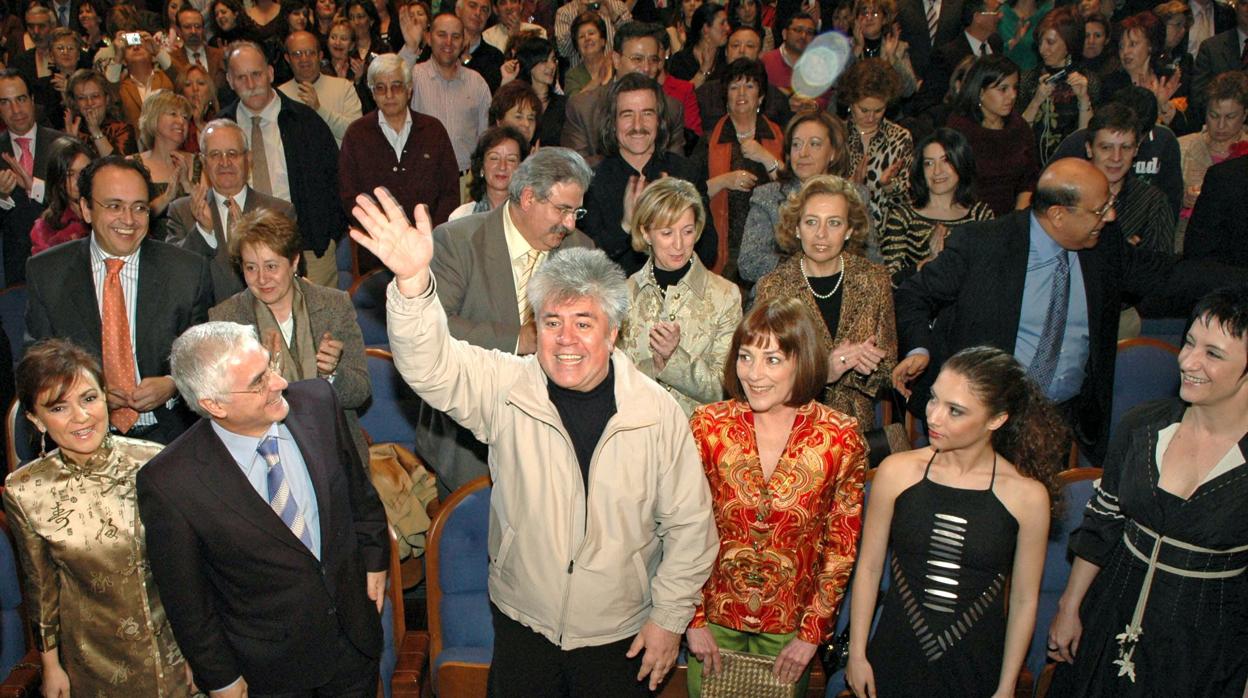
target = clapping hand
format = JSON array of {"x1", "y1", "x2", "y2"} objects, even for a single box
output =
[
  {"x1": 648, "y1": 321, "x2": 680, "y2": 373},
  {"x1": 1, "y1": 153, "x2": 33, "y2": 194},
  {"x1": 350, "y1": 187, "x2": 435, "y2": 297},
  {"x1": 315, "y1": 331, "x2": 344, "y2": 377}
]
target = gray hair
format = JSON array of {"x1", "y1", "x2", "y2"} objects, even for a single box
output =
[
  {"x1": 200, "y1": 118, "x2": 248, "y2": 150},
  {"x1": 507, "y1": 147, "x2": 594, "y2": 203},
  {"x1": 528, "y1": 248, "x2": 630, "y2": 329},
  {"x1": 171, "y1": 322, "x2": 263, "y2": 417},
  {"x1": 223, "y1": 40, "x2": 268, "y2": 73},
  {"x1": 367, "y1": 53, "x2": 412, "y2": 89}
]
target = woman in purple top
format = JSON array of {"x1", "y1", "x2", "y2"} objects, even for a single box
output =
[{"x1": 947, "y1": 55, "x2": 1041, "y2": 216}]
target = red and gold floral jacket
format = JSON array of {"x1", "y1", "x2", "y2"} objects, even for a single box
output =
[{"x1": 689, "y1": 399, "x2": 866, "y2": 643}]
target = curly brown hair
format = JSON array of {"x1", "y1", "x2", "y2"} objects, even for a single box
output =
[
  {"x1": 838, "y1": 57, "x2": 902, "y2": 106},
  {"x1": 775, "y1": 175, "x2": 869, "y2": 256},
  {"x1": 942, "y1": 346, "x2": 1069, "y2": 518}
]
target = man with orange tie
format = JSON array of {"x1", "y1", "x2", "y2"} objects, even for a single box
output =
[
  {"x1": 0, "y1": 69, "x2": 65, "y2": 286},
  {"x1": 24, "y1": 155, "x2": 213, "y2": 444}
]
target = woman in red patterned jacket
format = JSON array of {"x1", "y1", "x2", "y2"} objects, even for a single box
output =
[{"x1": 685, "y1": 296, "x2": 867, "y2": 696}]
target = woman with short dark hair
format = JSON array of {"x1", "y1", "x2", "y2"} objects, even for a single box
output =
[
  {"x1": 564, "y1": 11, "x2": 611, "y2": 95},
  {"x1": 1048, "y1": 284, "x2": 1248, "y2": 695},
  {"x1": 879, "y1": 128, "x2": 994, "y2": 285},
  {"x1": 450, "y1": 126, "x2": 531, "y2": 220},
  {"x1": 4, "y1": 339, "x2": 195, "y2": 697},
  {"x1": 685, "y1": 295, "x2": 866, "y2": 697},
  {"x1": 949, "y1": 54, "x2": 1040, "y2": 215}
]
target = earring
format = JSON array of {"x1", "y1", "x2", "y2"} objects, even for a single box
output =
[
  {"x1": 795, "y1": 231, "x2": 801, "y2": 239},
  {"x1": 38, "y1": 430, "x2": 49, "y2": 459}
]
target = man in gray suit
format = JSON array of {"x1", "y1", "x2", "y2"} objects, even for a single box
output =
[
  {"x1": 166, "y1": 119, "x2": 295, "y2": 302},
  {"x1": 421, "y1": 147, "x2": 596, "y2": 495}
]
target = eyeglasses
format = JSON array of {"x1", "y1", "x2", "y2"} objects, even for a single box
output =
[
  {"x1": 93, "y1": 199, "x2": 151, "y2": 217},
  {"x1": 371, "y1": 81, "x2": 408, "y2": 95},
  {"x1": 542, "y1": 198, "x2": 587, "y2": 221},
  {"x1": 287, "y1": 48, "x2": 318, "y2": 59},
  {"x1": 229, "y1": 355, "x2": 281, "y2": 394},
  {"x1": 204, "y1": 149, "x2": 245, "y2": 162},
  {"x1": 1066, "y1": 195, "x2": 1116, "y2": 219}
]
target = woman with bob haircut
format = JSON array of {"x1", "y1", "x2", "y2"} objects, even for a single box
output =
[
  {"x1": 738, "y1": 112, "x2": 859, "y2": 285},
  {"x1": 450, "y1": 126, "x2": 531, "y2": 220},
  {"x1": 847, "y1": 345, "x2": 1065, "y2": 697},
  {"x1": 949, "y1": 54, "x2": 1040, "y2": 215},
  {"x1": 1048, "y1": 284, "x2": 1248, "y2": 696},
  {"x1": 617, "y1": 177, "x2": 742, "y2": 417},
  {"x1": 879, "y1": 127, "x2": 994, "y2": 285},
  {"x1": 753, "y1": 175, "x2": 896, "y2": 432},
  {"x1": 685, "y1": 295, "x2": 866, "y2": 697},
  {"x1": 209, "y1": 208, "x2": 371, "y2": 464},
  {"x1": 4, "y1": 339, "x2": 195, "y2": 697}
]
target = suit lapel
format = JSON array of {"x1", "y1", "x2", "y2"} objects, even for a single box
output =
[
  {"x1": 134, "y1": 240, "x2": 162, "y2": 375},
  {"x1": 190, "y1": 422, "x2": 319, "y2": 557},
  {"x1": 479, "y1": 207, "x2": 520, "y2": 328},
  {"x1": 68, "y1": 241, "x2": 103, "y2": 343}
]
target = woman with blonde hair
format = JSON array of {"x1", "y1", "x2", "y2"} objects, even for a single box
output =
[
  {"x1": 754, "y1": 175, "x2": 896, "y2": 432},
  {"x1": 176, "y1": 63, "x2": 220, "y2": 152},
  {"x1": 618, "y1": 177, "x2": 742, "y2": 416},
  {"x1": 136, "y1": 90, "x2": 195, "y2": 217}
]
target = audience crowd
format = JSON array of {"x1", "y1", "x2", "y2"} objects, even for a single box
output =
[{"x1": 0, "y1": 0, "x2": 1244, "y2": 695}]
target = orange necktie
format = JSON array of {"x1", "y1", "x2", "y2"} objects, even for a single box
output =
[{"x1": 102, "y1": 258, "x2": 139, "y2": 432}]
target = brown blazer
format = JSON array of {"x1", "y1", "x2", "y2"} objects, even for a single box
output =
[
  {"x1": 754, "y1": 253, "x2": 897, "y2": 430},
  {"x1": 118, "y1": 70, "x2": 176, "y2": 128},
  {"x1": 168, "y1": 44, "x2": 227, "y2": 93}
]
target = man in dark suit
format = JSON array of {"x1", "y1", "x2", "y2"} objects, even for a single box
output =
[
  {"x1": 218, "y1": 41, "x2": 346, "y2": 288},
  {"x1": 1183, "y1": 154, "x2": 1248, "y2": 268},
  {"x1": 168, "y1": 7, "x2": 228, "y2": 95},
  {"x1": 25, "y1": 156, "x2": 213, "y2": 444},
  {"x1": 138, "y1": 322, "x2": 388, "y2": 697},
  {"x1": 1192, "y1": 1, "x2": 1248, "y2": 113},
  {"x1": 457, "y1": 0, "x2": 506, "y2": 91},
  {"x1": 907, "y1": 0, "x2": 1004, "y2": 118},
  {"x1": 892, "y1": 158, "x2": 1173, "y2": 460},
  {"x1": 419, "y1": 147, "x2": 596, "y2": 495},
  {"x1": 0, "y1": 70, "x2": 66, "y2": 287},
  {"x1": 563, "y1": 21, "x2": 685, "y2": 166},
  {"x1": 897, "y1": 0, "x2": 967, "y2": 92},
  {"x1": 166, "y1": 119, "x2": 295, "y2": 302}
]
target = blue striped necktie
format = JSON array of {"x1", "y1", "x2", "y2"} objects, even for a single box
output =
[
  {"x1": 1029, "y1": 250, "x2": 1069, "y2": 393},
  {"x1": 258, "y1": 436, "x2": 313, "y2": 550}
]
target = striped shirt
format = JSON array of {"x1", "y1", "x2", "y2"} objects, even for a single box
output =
[
  {"x1": 409, "y1": 62, "x2": 490, "y2": 171},
  {"x1": 89, "y1": 236, "x2": 157, "y2": 428}
]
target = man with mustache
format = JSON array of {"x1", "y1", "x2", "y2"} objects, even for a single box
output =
[
  {"x1": 416, "y1": 147, "x2": 596, "y2": 496},
  {"x1": 219, "y1": 40, "x2": 345, "y2": 289},
  {"x1": 579, "y1": 72, "x2": 717, "y2": 275}
]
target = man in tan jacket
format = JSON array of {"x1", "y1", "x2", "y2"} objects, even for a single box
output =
[{"x1": 349, "y1": 162, "x2": 718, "y2": 697}]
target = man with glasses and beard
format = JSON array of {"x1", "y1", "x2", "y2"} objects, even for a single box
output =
[{"x1": 414, "y1": 147, "x2": 596, "y2": 496}]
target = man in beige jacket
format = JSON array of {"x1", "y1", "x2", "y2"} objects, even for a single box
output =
[{"x1": 349, "y1": 166, "x2": 718, "y2": 697}]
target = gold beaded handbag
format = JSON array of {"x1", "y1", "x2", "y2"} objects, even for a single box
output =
[{"x1": 700, "y1": 650, "x2": 799, "y2": 698}]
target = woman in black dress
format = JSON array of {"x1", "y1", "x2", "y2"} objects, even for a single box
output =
[
  {"x1": 846, "y1": 346, "x2": 1066, "y2": 698},
  {"x1": 1048, "y1": 285, "x2": 1248, "y2": 697}
]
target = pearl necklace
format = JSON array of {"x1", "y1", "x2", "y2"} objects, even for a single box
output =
[{"x1": 801, "y1": 254, "x2": 845, "y2": 299}]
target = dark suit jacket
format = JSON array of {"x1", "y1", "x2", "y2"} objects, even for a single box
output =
[
  {"x1": 909, "y1": 32, "x2": 1004, "y2": 118},
  {"x1": 0, "y1": 126, "x2": 66, "y2": 286},
  {"x1": 136, "y1": 379, "x2": 388, "y2": 693},
  {"x1": 896, "y1": 0, "x2": 966, "y2": 88},
  {"x1": 1184, "y1": 155, "x2": 1248, "y2": 267},
  {"x1": 562, "y1": 84, "x2": 686, "y2": 166},
  {"x1": 24, "y1": 237, "x2": 213, "y2": 436},
  {"x1": 467, "y1": 38, "x2": 505, "y2": 93},
  {"x1": 165, "y1": 186, "x2": 296, "y2": 303},
  {"x1": 1193, "y1": 28, "x2": 1240, "y2": 110},
  {"x1": 218, "y1": 91, "x2": 346, "y2": 256},
  {"x1": 420, "y1": 205, "x2": 595, "y2": 494},
  {"x1": 894, "y1": 210, "x2": 1174, "y2": 459},
  {"x1": 169, "y1": 44, "x2": 228, "y2": 94}
]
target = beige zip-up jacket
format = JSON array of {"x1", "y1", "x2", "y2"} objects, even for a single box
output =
[{"x1": 386, "y1": 278, "x2": 718, "y2": 648}]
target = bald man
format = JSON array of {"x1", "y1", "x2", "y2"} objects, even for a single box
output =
[
  {"x1": 277, "y1": 31, "x2": 362, "y2": 146},
  {"x1": 891, "y1": 158, "x2": 1174, "y2": 460}
]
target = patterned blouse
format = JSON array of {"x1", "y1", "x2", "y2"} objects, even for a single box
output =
[
  {"x1": 846, "y1": 119, "x2": 914, "y2": 229},
  {"x1": 618, "y1": 257, "x2": 743, "y2": 416},
  {"x1": 2, "y1": 437, "x2": 190, "y2": 696},
  {"x1": 879, "y1": 200, "x2": 995, "y2": 286},
  {"x1": 689, "y1": 400, "x2": 866, "y2": 643}
]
